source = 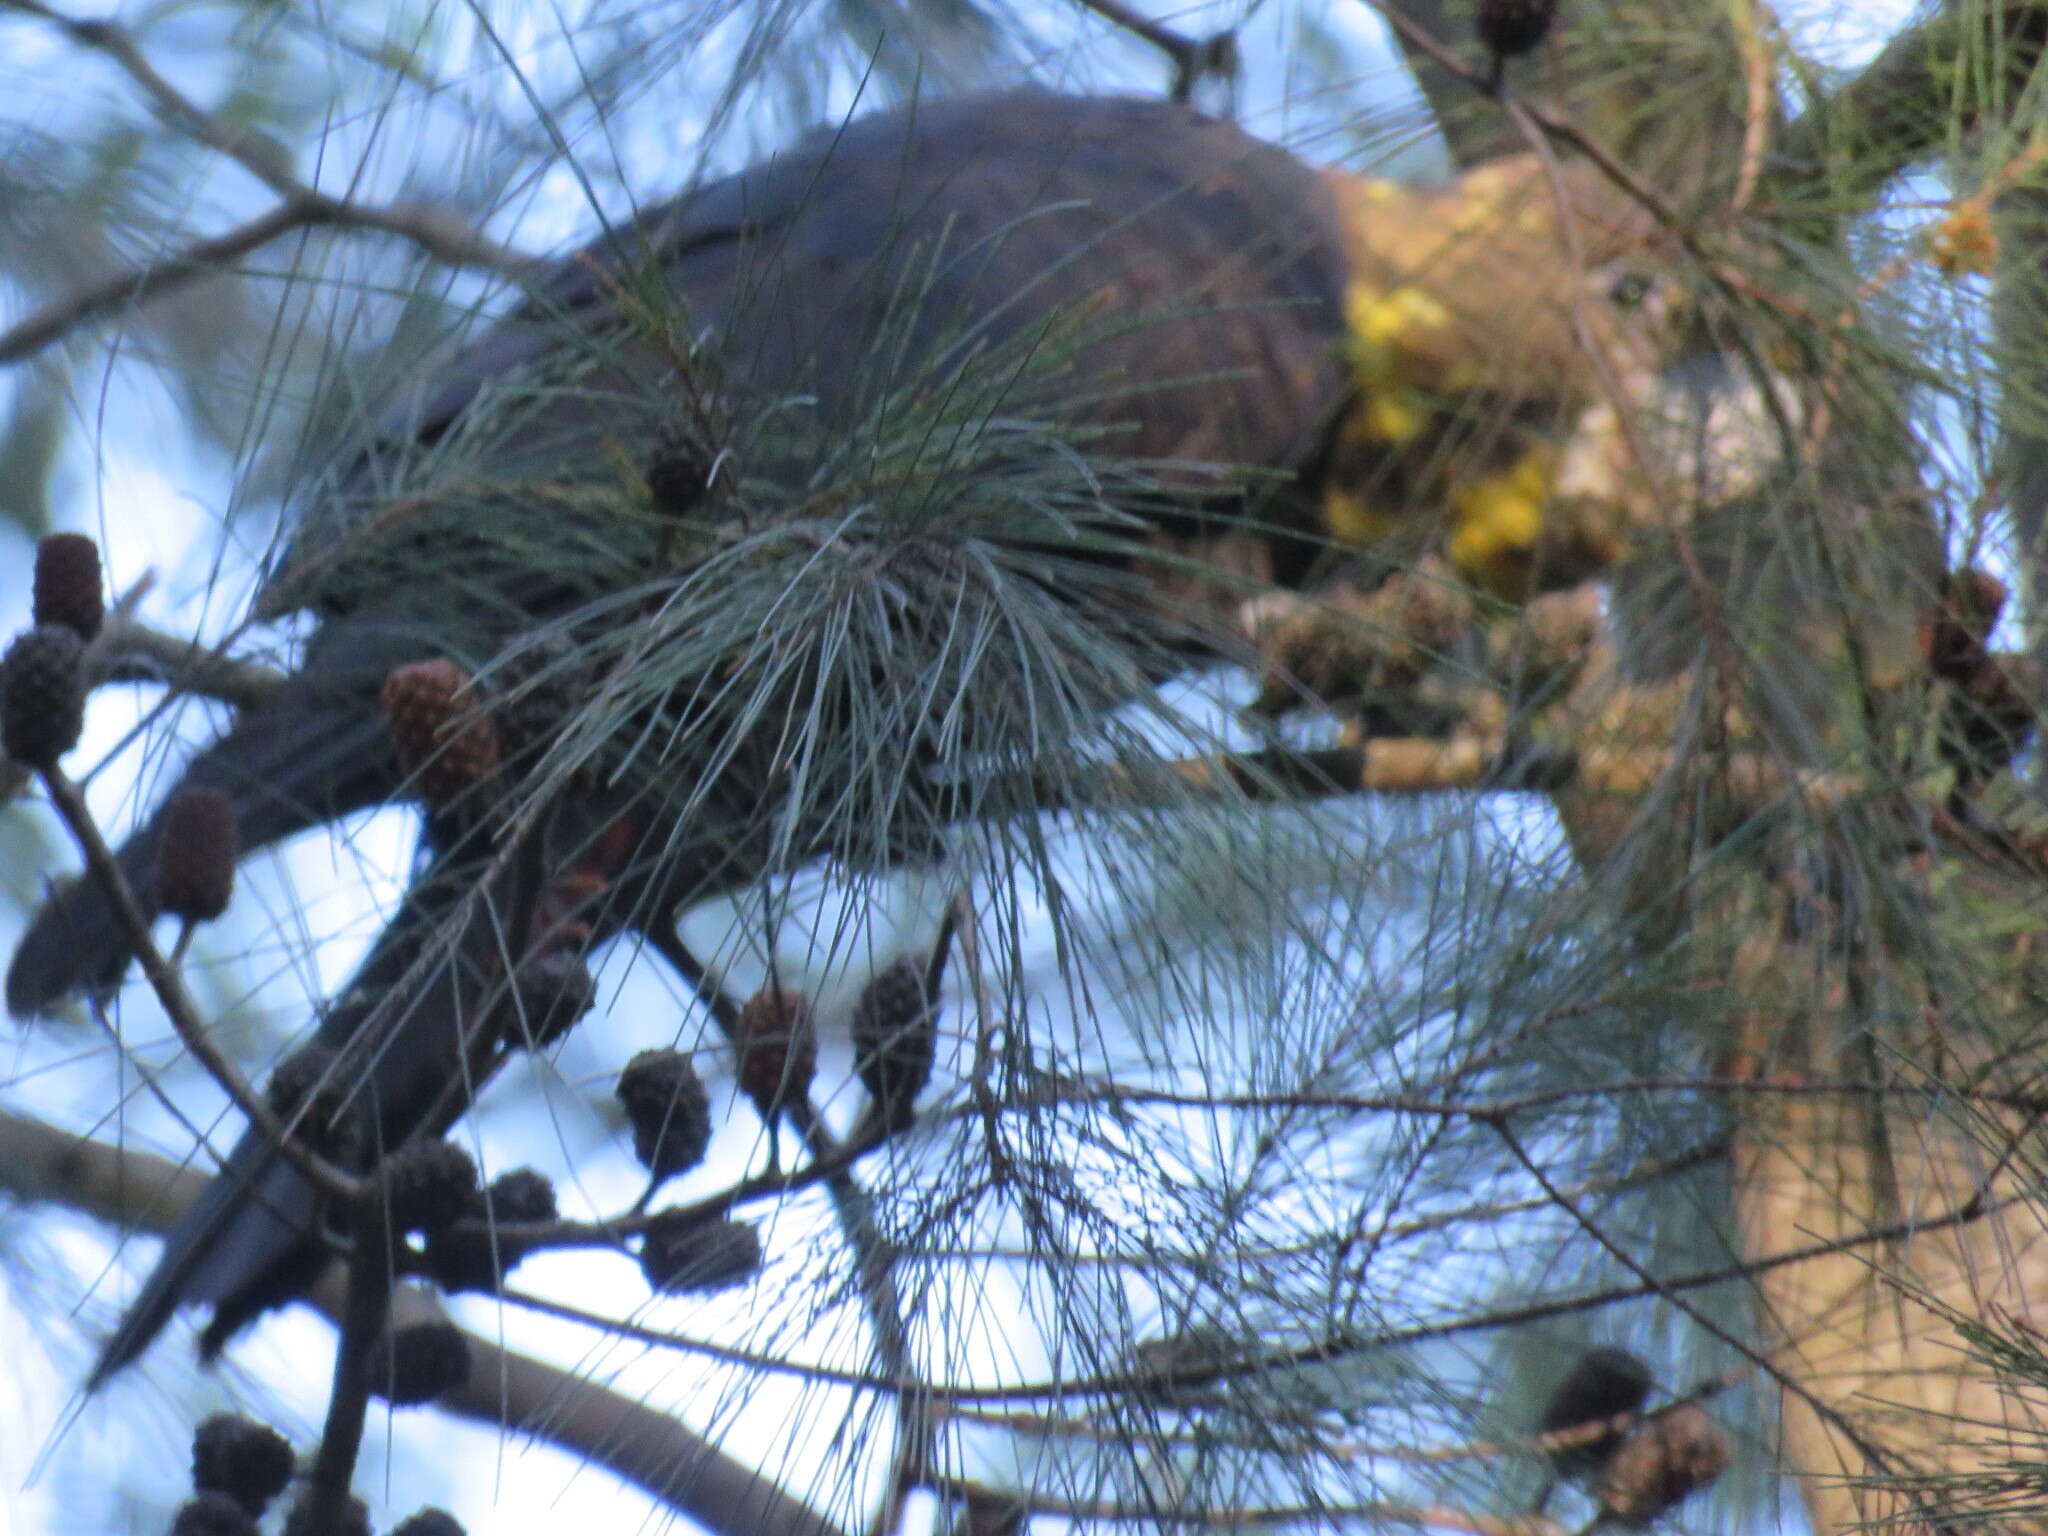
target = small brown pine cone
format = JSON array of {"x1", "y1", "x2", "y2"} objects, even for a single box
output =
[
  {"x1": 645, "y1": 418, "x2": 716, "y2": 519},
  {"x1": 282, "y1": 1494, "x2": 370, "y2": 1536},
  {"x1": 851, "y1": 957, "x2": 938, "y2": 1131},
  {"x1": 1476, "y1": 0, "x2": 1557, "y2": 62},
  {"x1": 33, "y1": 533, "x2": 105, "y2": 640},
  {"x1": 734, "y1": 984, "x2": 816, "y2": 1122},
  {"x1": 155, "y1": 789, "x2": 240, "y2": 923},
  {"x1": 380, "y1": 658, "x2": 501, "y2": 802},
  {"x1": 640, "y1": 1210, "x2": 763, "y2": 1295},
  {"x1": 617, "y1": 1048, "x2": 713, "y2": 1181},
  {"x1": 171, "y1": 1491, "x2": 258, "y2": 1536},
  {"x1": 1594, "y1": 1404, "x2": 1731, "y2": 1527},
  {"x1": 378, "y1": 1140, "x2": 480, "y2": 1236},
  {"x1": 390, "y1": 1510, "x2": 466, "y2": 1536},
  {"x1": 423, "y1": 1167, "x2": 557, "y2": 1294},
  {"x1": 371, "y1": 1320, "x2": 472, "y2": 1406},
  {"x1": 192, "y1": 1413, "x2": 295, "y2": 1516},
  {"x1": 265, "y1": 1044, "x2": 353, "y2": 1156},
  {"x1": 510, "y1": 946, "x2": 597, "y2": 1048},
  {"x1": 1, "y1": 624, "x2": 85, "y2": 769}
]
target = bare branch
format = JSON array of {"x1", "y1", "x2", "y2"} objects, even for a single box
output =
[
  {"x1": 0, "y1": 1110, "x2": 849, "y2": 1536},
  {"x1": 0, "y1": 0, "x2": 539, "y2": 365}
]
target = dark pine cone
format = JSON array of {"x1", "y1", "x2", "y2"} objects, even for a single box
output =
[
  {"x1": 640, "y1": 1211, "x2": 763, "y2": 1295},
  {"x1": 1, "y1": 623, "x2": 86, "y2": 769},
  {"x1": 372, "y1": 1320, "x2": 472, "y2": 1406},
  {"x1": 380, "y1": 657, "x2": 501, "y2": 803},
  {"x1": 33, "y1": 532, "x2": 104, "y2": 640},
  {"x1": 155, "y1": 788, "x2": 240, "y2": 923},
  {"x1": 390, "y1": 1510, "x2": 467, "y2": 1536},
  {"x1": 508, "y1": 945, "x2": 597, "y2": 1049},
  {"x1": 379, "y1": 1140, "x2": 481, "y2": 1236},
  {"x1": 851, "y1": 956, "x2": 938, "y2": 1132},
  {"x1": 192, "y1": 1412, "x2": 295, "y2": 1516},
  {"x1": 734, "y1": 984, "x2": 817, "y2": 1122},
  {"x1": 264, "y1": 1043, "x2": 353, "y2": 1157},
  {"x1": 423, "y1": 1166, "x2": 558, "y2": 1294},
  {"x1": 617, "y1": 1048, "x2": 713, "y2": 1182},
  {"x1": 1476, "y1": 0, "x2": 1558, "y2": 61},
  {"x1": 282, "y1": 1495, "x2": 370, "y2": 1536},
  {"x1": 169, "y1": 1491, "x2": 258, "y2": 1536},
  {"x1": 645, "y1": 416, "x2": 718, "y2": 519},
  {"x1": 1539, "y1": 1346, "x2": 1654, "y2": 1478}
]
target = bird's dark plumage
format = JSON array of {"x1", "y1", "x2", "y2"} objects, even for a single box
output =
[
  {"x1": 29, "y1": 90, "x2": 1366, "y2": 1382},
  {"x1": 11, "y1": 89, "x2": 1354, "y2": 1021}
]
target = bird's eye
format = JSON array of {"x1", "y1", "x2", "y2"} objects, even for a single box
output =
[{"x1": 1608, "y1": 271, "x2": 1655, "y2": 308}]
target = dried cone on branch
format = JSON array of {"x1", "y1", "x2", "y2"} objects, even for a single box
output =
[
  {"x1": 1594, "y1": 1404, "x2": 1730, "y2": 1527},
  {"x1": 378, "y1": 1140, "x2": 480, "y2": 1236},
  {"x1": 1476, "y1": 0, "x2": 1557, "y2": 84},
  {"x1": 372, "y1": 1320, "x2": 472, "y2": 1405},
  {"x1": 155, "y1": 789, "x2": 240, "y2": 924},
  {"x1": 171, "y1": 1492, "x2": 258, "y2": 1536},
  {"x1": 645, "y1": 416, "x2": 717, "y2": 519},
  {"x1": 380, "y1": 658, "x2": 501, "y2": 803},
  {"x1": 734, "y1": 983, "x2": 817, "y2": 1123},
  {"x1": 390, "y1": 1511, "x2": 466, "y2": 1536},
  {"x1": 640, "y1": 1210, "x2": 763, "y2": 1295},
  {"x1": 424, "y1": 1166, "x2": 558, "y2": 1293},
  {"x1": 264, "y1": 1043, "x2": 351, "y2": 1156},
  {"x1": 1, "y1": 624, "x2": 86, "y2": 769},
  {"x1": 191, "y1": 1413, "x2": 294, "y2": 1517},
  {"x1": 851, "y1": 955, "x2": 939, "y2": 1131},
  {"x1": 33, "y1": 533, "x2": 104, "y2": 640},
  {"x1": 617, "y1": 1048, "x2": 713, "y2": 1181},
  {"x1": 1539, "y1": 1346, "x2": 1653, "y2": 1478}
]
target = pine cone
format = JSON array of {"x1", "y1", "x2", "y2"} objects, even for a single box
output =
[
  {"x1": 264, "y1": 1044, "x2": 352, "y2": 1157},
  {"x1": 1539, "y1": 1346, "x2": 1653, "y2": 1478},
  {"x1": 617, "y1": 1048, "x2": 713, "y2": 1181},
  {"x1": 734, "y1": 984, "x2": 817, "y2": 1121},
  {"x1": 170, "y1": 1492, "x2": 258, "y2": 1536},
  {"x1": 380, "y1": 658, "x2": 501, "y2": 803},
  {"x1": 192, "y1": 1413, "x2": 294, "y2": 1516},
  {"x1": 851, "y1": 956, "x2": 938, "y2": 1131},
  {"x1": 1, "y1": 624, "x2": 85, "y2": 769},
  {"x1": 640, "y1": 1211, "x2": 763, "y2": 1295},
  {"x1": 423, "y1": 1167, "x2": 558, "y2": 1294},
  {"x1": 390, "y1": 1510, "x2": 466, "y2": 1536},
  {"x1": 1476, "y1": 0, "x2": 1557, "y2": 62},
  {"x1": 282, "y1": 1494, "x2": 370, "y2": 1536},
  {"x1": 1594, "y1": 1404, "x2": 1730, "y2": 1527},
  {"x1": 645, "y1": 417, "x2": 716, "y2": 519},
  {"x1": 509, "y1": 945, "x2": 597, "y2": 1048},
  {"x1": 155, "y1": 789, "x2": 240, "y2": 923},
  {"x1": 33, "y1": 533, "x2": 104, "y2": 640},
  {"x1": 379, "y1": 1140, "x2": 480, "y2": 1236},
  {"x1": 372, "y1": 1320, "x2": 472, "y2": 1406}
]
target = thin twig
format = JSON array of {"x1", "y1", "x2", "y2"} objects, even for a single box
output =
[
  {"x1": 1069, "y1": 0, "x2": 1239, "y2": 101},
  {"x1": 299, "y1": 1186, "x2": 397, "y2": 1536},
  {"x1": 36, "y1": 765, "x2": 357, "y2": 1204},
  {"x1": 0, "y1": 0, "x2": 537, "y2": 366}
]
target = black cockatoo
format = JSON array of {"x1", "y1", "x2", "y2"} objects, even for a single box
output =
[{"x1": 5, "y1": 89, "x2": 1674, "y2": 1385}]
